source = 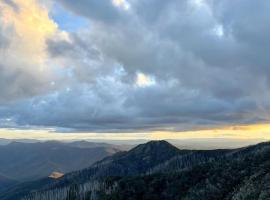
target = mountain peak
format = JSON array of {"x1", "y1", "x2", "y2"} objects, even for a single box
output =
[
  {"x1": 145, "y1": 140, "x2": 173, "y2": 146},
  {"x1": 86, "y1": 140, "x2": 181, "y2": 177},
  {"x1": 131, "y1": 140, "x2": 178, "y2": 153},
  {"x1": 127, "y1": 140, "x2": 180, "y2": 162}
]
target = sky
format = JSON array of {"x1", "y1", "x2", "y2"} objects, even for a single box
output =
[{"x1": 0, "y1": 0, "x2": 270, "y2": 141}]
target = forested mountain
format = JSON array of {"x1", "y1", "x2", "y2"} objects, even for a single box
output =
[
  {"x1": 98, "y1": 142, "x2": 270, "y2": 200},
  {"x1": 0, "y1": 141, "x2": 120, "y2": 183},
  {"x1": 1, "y1": 140, "x2": 270, "y2": 200}
]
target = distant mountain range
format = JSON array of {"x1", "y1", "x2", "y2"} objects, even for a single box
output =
[
  {"x1": 0, "y1": 138, "x2": 40, "y2": 146},
  {"x1": 0, "y1": 140, "x2": 125, "y2": 191},
  {"x1": 1, "y1": 140, "x2": 270, "y2": 199}
]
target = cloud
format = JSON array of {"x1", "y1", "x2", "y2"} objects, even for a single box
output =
[
  {"x1": 0, "y1": 0, "x2": 62, "y2": 102},
  {"x1": 0, "y1": 0, "x2": 270, "y2": 134},
  {"x1": 135, "y1": 72, "x2": 155, "y2": 87},
  {"x1": 2, "y1": 0, "x2": 19, "y2": 11},
  {"x1": 51, "y1": 0, "x2": 127, "y2": 23}
]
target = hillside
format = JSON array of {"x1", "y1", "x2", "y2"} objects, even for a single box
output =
[
  {"x1": 0, "y1": 140, "x2": 228, "y2": 199},
  {"x1": 0, "y1": 141, "x2": 120, "y2": 182},
  {"x1": 97, "y1": 142, "x2": 270, "y2": 200},
  {"x1": 0, "y1": 174, "x2": 16, "y2": 192},
  {"x1": 1, "y1": 141, "x2": 270, "y2": 200}
]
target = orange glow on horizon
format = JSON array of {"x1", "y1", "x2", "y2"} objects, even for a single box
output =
[{"x1": 0, "y1": 123, "x2": 269, "y2": 141}]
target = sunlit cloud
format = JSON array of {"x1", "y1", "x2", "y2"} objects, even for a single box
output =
[
  {"x1": 112, "y1": 0, "x2": 130, "y2": 10},
  {"x1": 0, "y1": 0, "x2": 64, "y2": 101},
  {"x1": 135, "y1": 72, "x2": 156, "y2": 87},
  {"x1": 1, "y1": 0, "x2": 57, "y2": 61}
]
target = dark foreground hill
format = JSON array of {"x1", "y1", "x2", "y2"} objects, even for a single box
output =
[{"x1": 1, "y1": 140, "x2": 270, "y2": 200}]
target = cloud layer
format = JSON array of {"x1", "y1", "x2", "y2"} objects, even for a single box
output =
[{"x1": 0, "y1": 0, "x2": 270, "y2": 133}]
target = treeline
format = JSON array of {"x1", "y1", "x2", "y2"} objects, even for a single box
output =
[{"x1": 22, "y1": 180, "x2": 114, "y2": 200}]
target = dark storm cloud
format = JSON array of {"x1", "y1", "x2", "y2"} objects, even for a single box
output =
[
  {"x1": 209, "y1": 0, "x2": 270, "y2": 79},
  {"x1": 0, "y1": 0, "x2": 270, "y2": 132},
  {"x1": 0, "y1": 78, "x2": 259, "y2": 132},
  {"x1": 46, "y1": 35, "x2": 100, "y2": 60}
]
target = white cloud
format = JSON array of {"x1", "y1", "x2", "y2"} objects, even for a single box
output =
[
  {"x1": 135, "y1": 72, "x2": 156, "y2": 87},
  {"x1": 112, "y1": 0, "x2": 130, "y2": 10},
  {"x1": 212, "y1": 24, "x2": 224, "y2": 37},
  {"x1": 0, "y1": 0, "x2": 63, "y2": 102}
]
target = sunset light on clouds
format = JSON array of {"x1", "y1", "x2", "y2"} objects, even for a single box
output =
[{"x1": 0, "y1": 0, "x2": 270, "y2": 143}]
